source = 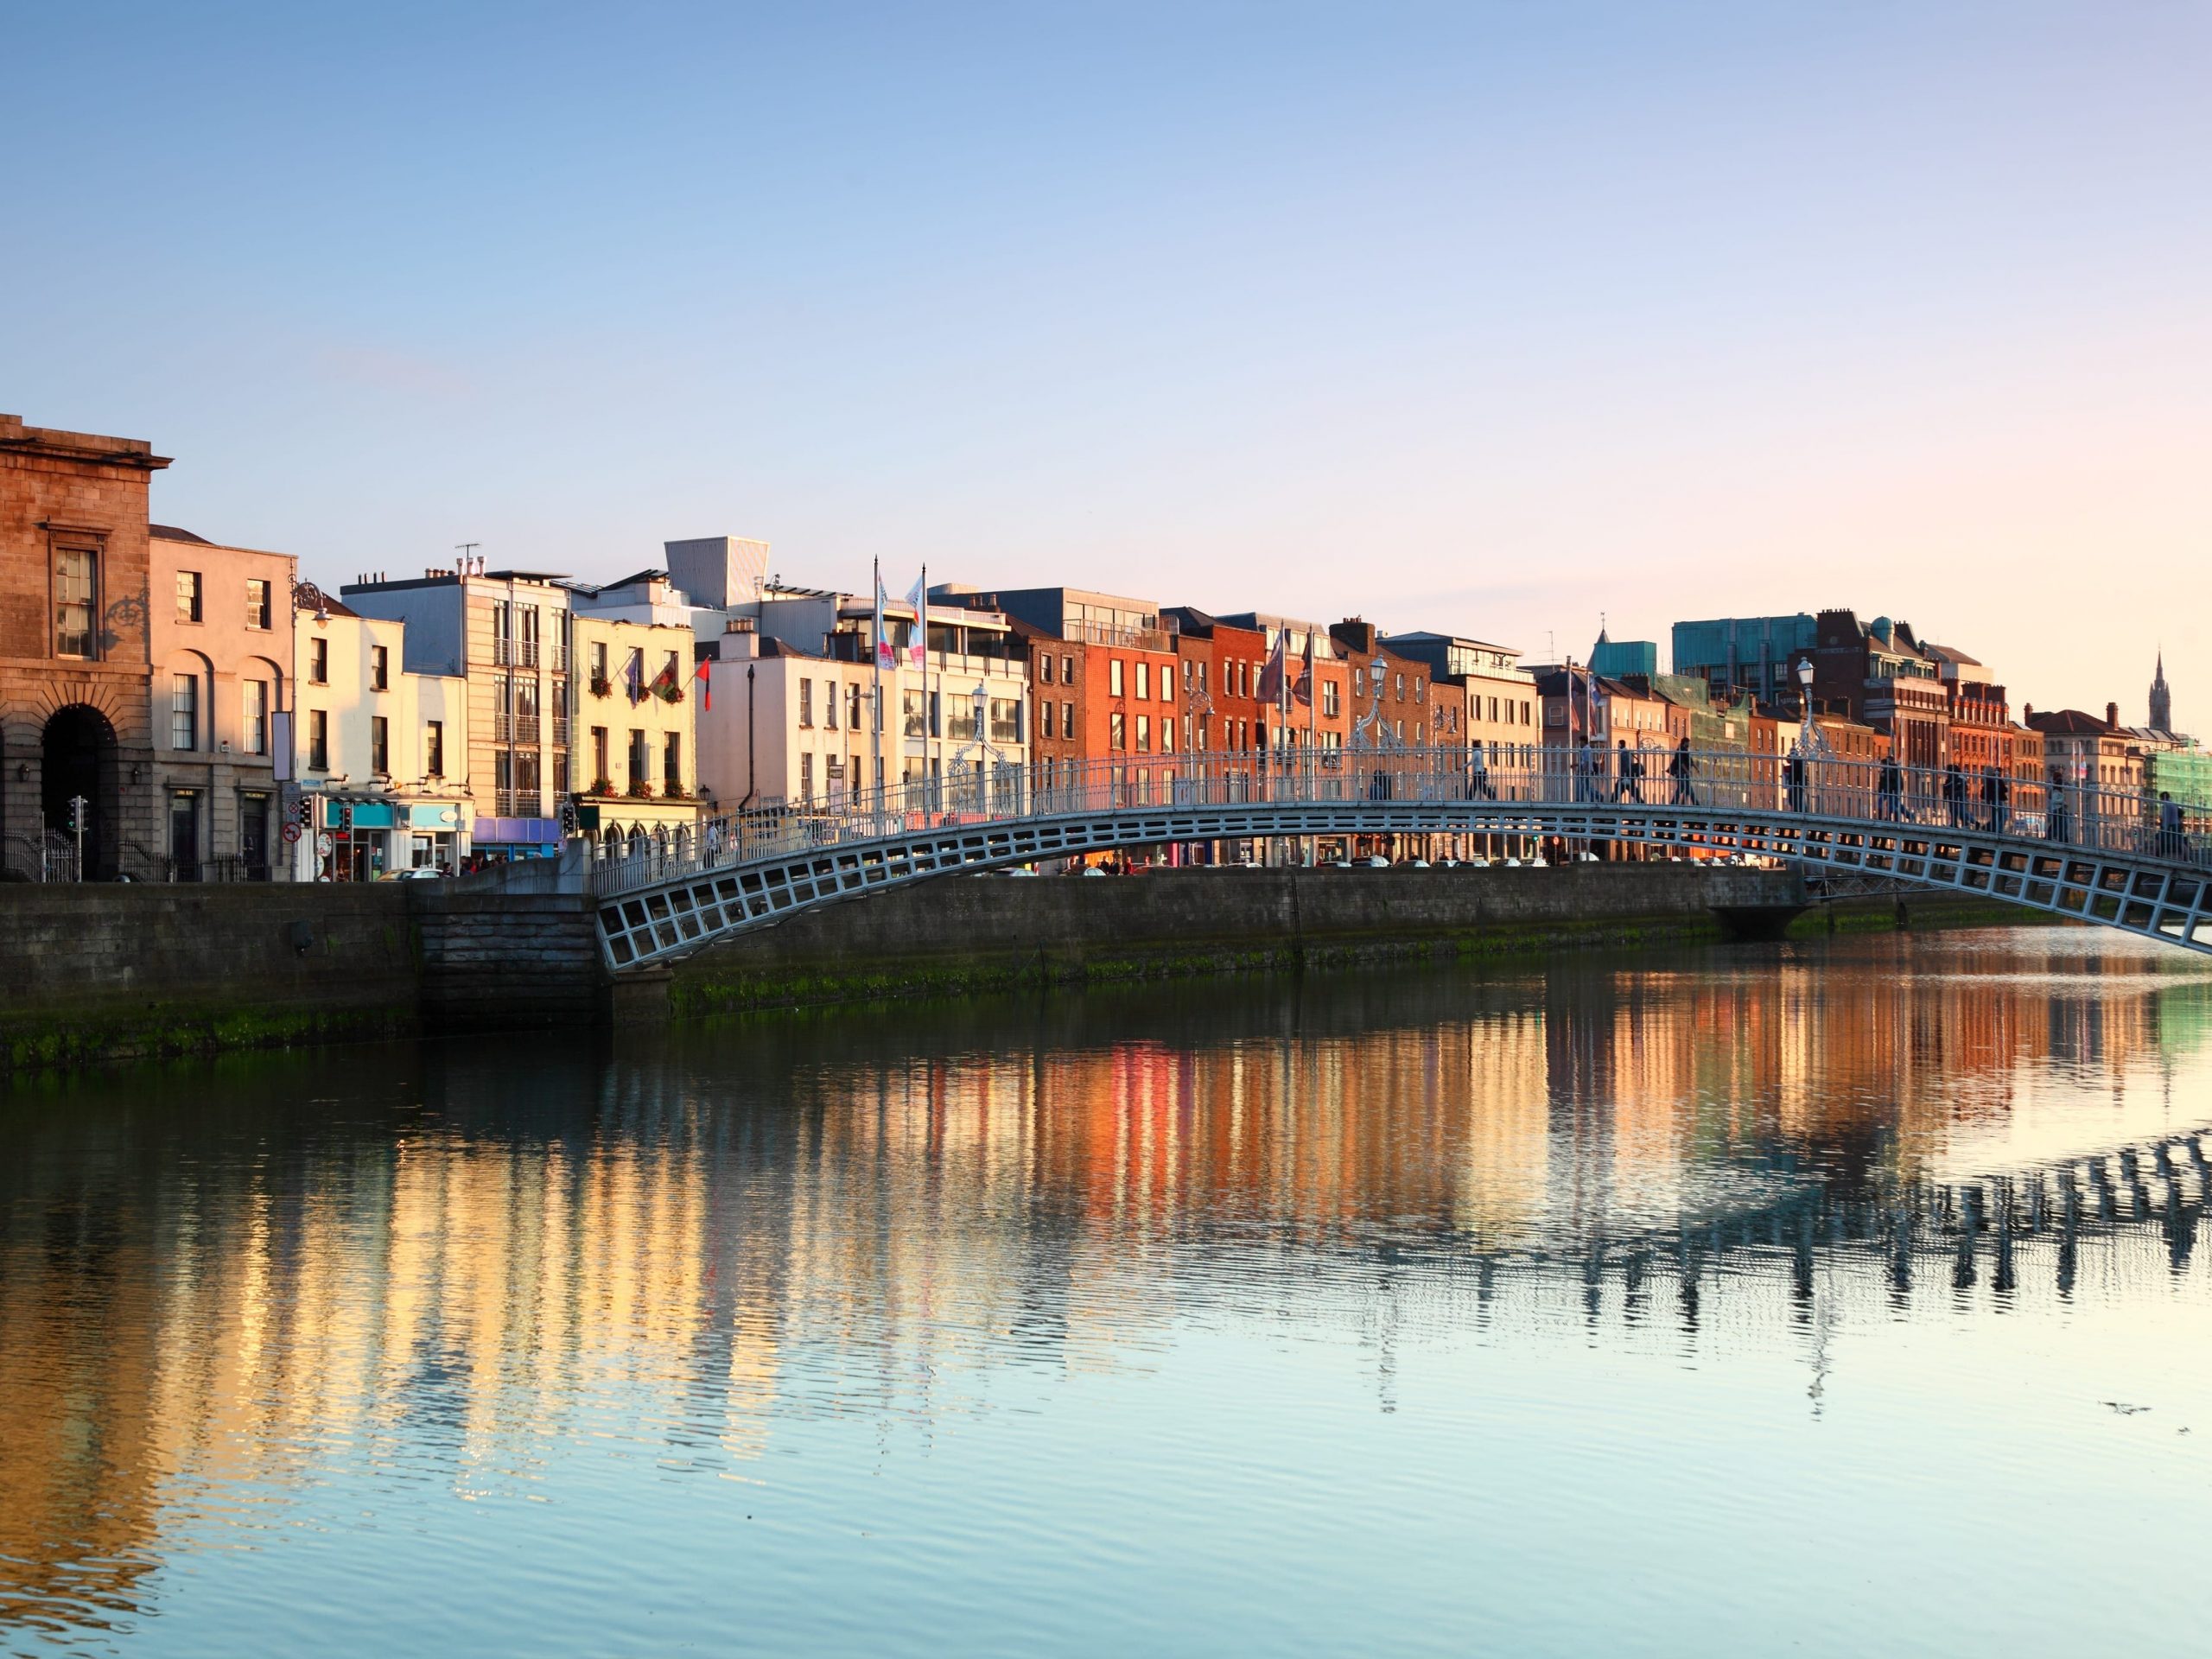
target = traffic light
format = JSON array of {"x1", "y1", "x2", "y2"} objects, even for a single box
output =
[
  {"x1": 296, "y1": 794, "x2": 315, "y2": 830},
  {"x1": 559, "y1": 795, "x2": 580, "y2": 836},
  {"x1": 340, "y1": 802, "x2": 354, "y2": 832}
]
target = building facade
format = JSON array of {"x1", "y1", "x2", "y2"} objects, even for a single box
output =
[
  {"x1": 148, "y1": 525, "x2": 296, "y2": 879},
  {"x1": 291, "y1": 585, "x2": 471, "y2": 878},
  {"x1": 1, "y1": 414, "x2": 168, "y2": 879},
  {"x1": 569, "y1": 609, "x2": 702, "y2": 848}
]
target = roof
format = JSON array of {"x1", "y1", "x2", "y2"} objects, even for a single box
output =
[
  {"x1": 2025, "y1": 709, "x2": 2115, "y2": 736},
  {"x1": 149, "y1": 524, "x2": 213, "y2": 544}
]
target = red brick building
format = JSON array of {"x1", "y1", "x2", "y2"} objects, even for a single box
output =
[{"x1": 2, "y1": 413, "x2": 169, "y2": 878}]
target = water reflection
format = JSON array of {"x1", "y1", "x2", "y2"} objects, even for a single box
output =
[{"x1": 3, "y1": 928, "x2": 2209, "y2": 1653}]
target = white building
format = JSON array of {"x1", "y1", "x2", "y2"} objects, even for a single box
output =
[
  {"x1": 290, "y1": 584, "x2": 471, "y2": 878},
  {"x1": 694, "y1": 578, "x2": 1030, "y2": 811}
]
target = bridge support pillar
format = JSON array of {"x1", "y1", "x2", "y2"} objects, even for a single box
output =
[{"x1": 1709, "y1": 904, "x2": 1807, "y2": 943}]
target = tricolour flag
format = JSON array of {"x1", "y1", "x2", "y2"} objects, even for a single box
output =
[
  {"x1": 874, "y1": 577, "x2": 897, "y2": 671},
  {"x1": 905, "y1": 573, "x2": 928, "y2": 669},
  {"x1": 1255, "y1": 629, "x2": 1289, "y2": 705}
]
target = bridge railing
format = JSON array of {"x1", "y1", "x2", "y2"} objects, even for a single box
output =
[{"x1": 588, "y1": 746, "x2": 2209, "y2": 896}]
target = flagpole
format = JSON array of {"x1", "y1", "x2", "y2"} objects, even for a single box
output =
[
  {"x1": 871, "y1": 556, "x2": 882, "y2": 821},
  {"x1": 921, "y1": 561, "x2": 931, "y2": 805}
]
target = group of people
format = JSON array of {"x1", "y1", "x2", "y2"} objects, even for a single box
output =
[{"x1": 1560, "y1": 736, "x2": 1702, "y2": 806}]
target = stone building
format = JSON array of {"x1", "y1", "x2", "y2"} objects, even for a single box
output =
[
  {"x1": 567, "y1": 608, "x2": 702, "y2": 849},
  {"x1": 148, "y1": 525, "x2": 295, "y2": 878},
  {"x1": 0, "y1": 414, "x2": 168, "y2": 879}
]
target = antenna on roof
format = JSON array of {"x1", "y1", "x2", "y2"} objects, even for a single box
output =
[{"x1": 456, "y1": 542, "x2": 480, "y2": 576}]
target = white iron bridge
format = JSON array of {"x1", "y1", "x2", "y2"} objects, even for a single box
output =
[{"x1": 588, "y1": 748, "x2": 2212, "y2": 972}]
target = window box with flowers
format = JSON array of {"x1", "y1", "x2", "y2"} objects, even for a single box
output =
[
  {"x1": 626, "y1": 779, "x2": 656, "y2": 799},
  {"x1": 588, "y1": 674, "x2": 613, "y2": 699},
  {"x1": 588, "y1": 777, "x2": 615, "y2": 798}
]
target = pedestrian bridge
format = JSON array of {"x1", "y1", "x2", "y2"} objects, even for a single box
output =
[{"x1": 587, "y1": 748, "x2": 2211, "y2": 972}]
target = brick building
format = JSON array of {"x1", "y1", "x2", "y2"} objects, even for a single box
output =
[
  {"x1": 1812, "y1": 610, "x2": 1950, "y2": 771},
  {"x1": 1166, "y1": 607, "x2": 1270, "y2": 772},
  {"x1": 1, "y1": 413, "x2": 169, "y2": 879},
  {"x1": 1329, "y1": 619, "x2": 1465, "y2": 749}
]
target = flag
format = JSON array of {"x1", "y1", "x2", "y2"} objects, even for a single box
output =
[
  {"x1": 905, "y1": 573, "x2": 928, "y2": 669},
  {"x1": 1255, "y1": 629, "x2": 1288, "y2": 704},
  {"x1": 874, "y1": 576, "x2": 896, "y2": 671},
  {"x1": 623, "y1": 648, "x2": 644, "y2": 705},
  {"x1": 1293, "y1": 629, "x2": 1315, "y2": 708},
  {"x1": 694, "y1": 656, "x2": 711, "y2": 713}
]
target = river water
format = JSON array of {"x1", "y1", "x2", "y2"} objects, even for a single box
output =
[{"x1": 4, "y1": 926, "x2": 2212, "y2": 1657}]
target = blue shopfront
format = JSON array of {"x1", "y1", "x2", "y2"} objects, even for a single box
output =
[{"x1": 315, "y1": 797, "x2": 470, "y2": 879}]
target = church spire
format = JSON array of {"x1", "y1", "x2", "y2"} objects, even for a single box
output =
[{"x1": 2150, "y1": 648, "x2": 2172, "y2": 733}]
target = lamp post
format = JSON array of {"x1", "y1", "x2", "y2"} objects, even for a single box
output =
[{"x1": 1796, "y1": 658, "x2": 1831, "y2": 760}]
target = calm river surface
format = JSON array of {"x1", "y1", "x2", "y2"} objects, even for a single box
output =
[{"x1": 6, "y1": 927, "x2": 2212, "y2": 1657}]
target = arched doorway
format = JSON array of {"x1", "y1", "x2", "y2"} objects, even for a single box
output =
[{"x1": 41, "y1": 705, "x2": 118, "y2": 879}]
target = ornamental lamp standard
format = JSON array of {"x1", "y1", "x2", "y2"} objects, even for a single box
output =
[{"x1": 1796, "y1": 658, "x2": 1831, "y2": 760}]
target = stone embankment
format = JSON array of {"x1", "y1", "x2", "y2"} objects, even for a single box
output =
[{"x1": 1, "y1": 861, "x2": 2018, "y2": 1071}]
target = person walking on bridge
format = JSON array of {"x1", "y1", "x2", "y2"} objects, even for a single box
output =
[
  {"x1": 1669, "y1": 737, "x2": 1698, "y2": 807},
  {"x1": 2158, "y1": 791, "x2": 2185, "y2": 860},
  {"x1": 1616, "y1": 740, "x2": 1637, "y2": 804},
  {"x1": 1784, "y1": 750, "x2": 1807, "y2": 814},
  {"x1": 1469, "y1": 744, "x2": 1495, "y2": 800},
  {"x1": 1942, "y1": 763, "x2": 1970, "y2": 828},
  {"x1": 1878, "y1": 753, "x2": 1904, "y2": 821},
  {"x1": 1980, "y1": 766, "x2": 2004, "y2": 832},
  {"x1": 1574, "y1": 737, "x2": 1596, "y2": 804}
]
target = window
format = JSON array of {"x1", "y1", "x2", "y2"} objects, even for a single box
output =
[
  {"x1": 1110, "y1": 712, "x2": 1126, "y2": 750},
  {"x1": 1062, "y1": 700, "x2": 1074, "y2": 740},
  {"x1": 823, "y1": 679, "x2": 837, "y2": 729},
  {"x1": 1040, "y1": 655, "x2": 1054, "y2": 685},
  {"x1": 310, "y1": 637, "x2": 328, "y2": 684},
  {"x1": 903, "y1": 688, "x2": 925, "y2": 737},
  {"x1": 371, "y1": 645, "x2": 388, "y2": 691},
  {"x1": 171, "y1": 673, "x2": 199, "y2": 750},
  {"x1": 799, "y1": 679, "x2": 815, "y2": 727},
  {"x1": 1161, "y1": 719, "x2": 1174, "y2": 753},
  {"x1": 989, "y1": 697, "x2": 1019, "y2": 742},
  {"x1": 629, "y1": 729, "x2": 650, "y2": 789},
  {"x1": 1135, "y1": 661, "x2": 1150, "y2": 701},
  {"x1": 1183, "y1": 660, "x2": 1193, "y2": 690},
  {"x1": 1322, "y1": 680, "x2": 1340, "y2": 719},
  {"x1": 493, "y1": 601, "x2": 512, "y2": 664},
  {"x1": 588, "y1": 727, "x2": 607, "y2": 786},
  {"x1": 247, "y1": 578, "x2": 272, "y2": 631},
  {"x1": 54, "y1": 544, "x2": 97, "y2": 658},
  {"x1": 1110, "y1": 659, "x2": 1125, "y2": 696},
  {"x1": 176, "y1": 570, "x2": 203, "y2": 623},
  {"x1": 518, "y1": 606, "x2": 541, "y2": 666},
  {"x1": 799, "y1": 751, "x2": 814, "y2": 803},
  {"x1": 515, "y1": 678, "x2": 540, "y2": 744},
  {"x1": 370, "y1": 715, "x2": 389, "y2": 775},
  {"x1": 1062, "y1": 654, "x2": 1074, "y2": 683},
  {"x1": 1040, "y1": 701, "x2": 1055, "y2": 741},
  {"x1": 591, "y1": 640, "x2": 609, "y2": 683},
  {"x1": 308, "y1": 709, "x2": 329, "y2": 771},
  {"x1": 664, "y1": 733, "x2": 683, "y2": 796},
  {"x1": 243, "y1": 680, "x2": 268, "y2": 755},
  {"x1": 1395, "y1": 672, "x2": 1404, "y2": 699},
  {"x1": 847, "y1": 683, "x2": 862, "y2": 731},
  {"x1": 426, "y1": 720, "x2": 446, "y2": 778}
]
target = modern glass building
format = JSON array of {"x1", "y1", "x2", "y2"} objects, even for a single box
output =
[{"x1": 1671, "y1": 613, "x2": 1819, "y2": 698}]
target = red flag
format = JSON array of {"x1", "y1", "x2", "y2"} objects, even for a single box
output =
[{"x1": 695, "y1": 657, "x2": 711, "y2": 712}]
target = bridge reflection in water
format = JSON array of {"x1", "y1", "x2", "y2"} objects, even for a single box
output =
[{"x1": 3, "y1": 929, "x2": 2211, "y2": 1649}]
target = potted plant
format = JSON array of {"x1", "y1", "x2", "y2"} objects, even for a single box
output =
[
  {"x1": 626, "y1": 779, "x2": 655, "y2": 799},
  {"x1": 588, "y1": 673, "x2": 613, "y2": 698},
  {"x1": 588, "y1": 776, "x2": 615, "y2": 797}
]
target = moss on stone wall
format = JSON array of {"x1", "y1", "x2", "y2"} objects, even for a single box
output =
[{"x1": 3, "y1": 1002, "x2": 416, "y2": 1074}]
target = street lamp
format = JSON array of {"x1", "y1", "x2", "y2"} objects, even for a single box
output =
[{"x1": 1796, "y1": 658, "x2": 1830, "y2": 759}]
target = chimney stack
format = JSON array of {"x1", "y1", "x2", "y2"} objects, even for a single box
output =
[{"x1": 2106, "y1": 702, "x2": 2120, "y2": 730}]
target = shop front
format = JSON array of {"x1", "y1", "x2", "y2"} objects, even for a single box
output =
[{"x1": 471, "y1": 815, "x2": 562, "y2": 867}]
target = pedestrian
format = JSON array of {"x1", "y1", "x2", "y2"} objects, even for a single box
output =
[
  {"x1": 1616, "y1": 740, "x2": 1636, "y2": 803},
  {"x1": 1784, "y1": 751, "x2": 1807, "y2": 814},
  {"x1": 1980, "y1": 766, "x2": 2002, "y2": 832},
  {"x1": 2159, "y1": 791, "x2": 2185, "y2": 860},
  {"x1": 1669, "y1": 736, "x2": 1697, "y2": 806},
  {"x1": 1878, "y1": 753, "x2": 1904, "y2": 821},
  {"x1": 1470, "y1": 745, "x2": 1494, "y2": 800},
  {"x1": 1943, "y1": 764, "x2": 1968, "y2": 828},
  {"x1": 1574, "y1": 737, "x2": 1595, "y2": 804}
]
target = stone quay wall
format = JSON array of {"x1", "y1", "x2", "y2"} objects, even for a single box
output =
[
  {"x1": 0, "y1": 883, "x2": 419, "y2": 1067},
  {"x1": 671, "y1": 862, "x2": 1814, "y2": 1014}
]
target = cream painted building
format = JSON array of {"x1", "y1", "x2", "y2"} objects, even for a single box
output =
[
  {"x1": 568, "y1": 609, "x2": 702, "y2": 849},
  {"x1": 290, "y1": 585, "x2": 470, "y2": 879},
  {"x1": 148, "y1": 525, "x2": 296, "y2": 878}
]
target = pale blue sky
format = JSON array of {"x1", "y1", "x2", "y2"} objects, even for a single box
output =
[{"x1": 5, "y1": 3, "x2": 2206, "y2": 715}]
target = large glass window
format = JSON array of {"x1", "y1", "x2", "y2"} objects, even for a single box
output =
[
  {"x1": 1135, "y1": 661, "x2": 1149, "y2": 701},
  {"x1": 243, "y1": 680, "x2": 268, "y2": 754},
  {"x1": 1109, "y1": 712, "x2": 1126, "y2": 751},
  {"x1": 54, "y1": 545, "x2": 97, "y2": 658},
  {"x1": 246, "y1": 578, "x2": 272, "y2": 631},
  {"x1": 176, "y1": 569, "x2": 202, "y2": 623},
  {"x1": 1109, "y1": 659, "x2": 1125, "y2": 696},
  {"x1": 171, "y1": 673, "x2": 199, "y2": 751}
]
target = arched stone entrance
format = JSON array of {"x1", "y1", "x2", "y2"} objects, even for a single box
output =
[{"x1": 41, "y1": 705, "x2": 119, "y2": 879}]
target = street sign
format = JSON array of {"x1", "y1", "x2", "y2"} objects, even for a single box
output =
[
  {"x1": 315, "y1": 832, "x2": 334, "y2": 856},
  {"x1": 282, "y1": 822, "x2": 303, "y2": 845}
]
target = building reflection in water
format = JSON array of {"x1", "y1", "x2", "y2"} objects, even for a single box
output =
[{"x1": 1, "y1": 929, "x2": 2209, "y2": 1640}]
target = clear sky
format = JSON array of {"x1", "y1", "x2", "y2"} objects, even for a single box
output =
[{"x1": 6, "y1": 2, "x2": 2205, "y2": 720}]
